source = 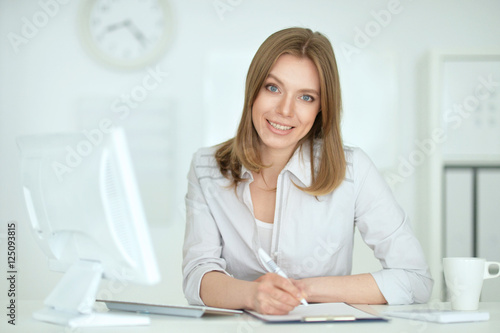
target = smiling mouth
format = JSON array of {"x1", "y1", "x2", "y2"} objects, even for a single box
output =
[{"x1": 268, "y1": 120, "x2": 293, "y2": 131}]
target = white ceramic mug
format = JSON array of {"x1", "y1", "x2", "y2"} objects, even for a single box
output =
[{"x1": 443, "y1": 257, "x2": 500, "y2": 310}]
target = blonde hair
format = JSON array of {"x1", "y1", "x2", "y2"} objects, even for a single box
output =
[{"x1": 215, "y1": 27, "x2": 345, "y2": 196}]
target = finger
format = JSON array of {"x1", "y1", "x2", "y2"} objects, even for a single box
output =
[
  {"x1": 272, "y1": 275, "x2": 304, "y2": 302},
  {"x1": 255, "y1": 277, "x2": 301, "y2": 310},
  {"x1": 268, "y1": 286, "x2": 301, "y2": 307},
  {"x1": 289, "y1": 279, "x2": 308, "y2": 299},
  {"x1": 257, "y1": 294, "x2": 297, "y2": 315},
  {"x1": 264, "y1": 301, "x2": 296, "y2": 315},
  {"x1": 258, "y1": 273, "x2": 297, "y2": 292}
]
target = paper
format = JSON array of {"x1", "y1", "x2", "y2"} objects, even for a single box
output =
[{"x1": 246, "y1": 302, "x2": 385, "y2": 323}]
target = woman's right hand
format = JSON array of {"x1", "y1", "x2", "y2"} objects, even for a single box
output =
[{"x1": 249, "y1": 273, "x2": 305, "y2": 315}]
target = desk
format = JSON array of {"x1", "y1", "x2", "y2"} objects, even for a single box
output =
[{"x1": 3, "y1": 300, "x2": 499, "y2": 333}]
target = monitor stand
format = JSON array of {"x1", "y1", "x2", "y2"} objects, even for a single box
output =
[{"x1": 33, "y1": 260, "x2": 150, "y2": 327}]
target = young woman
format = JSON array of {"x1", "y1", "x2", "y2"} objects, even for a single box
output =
[{"x1": 182, "y1": 27, "x2": 433, "y2": 315}]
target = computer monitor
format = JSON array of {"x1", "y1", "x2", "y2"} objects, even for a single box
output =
[{"x1": 17, "y1": 127, "x2": 160, "y2": 327}]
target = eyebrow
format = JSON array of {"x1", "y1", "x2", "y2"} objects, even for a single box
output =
[{"x1": 266, "y1": 73, "x2": 320, "y2": 96}]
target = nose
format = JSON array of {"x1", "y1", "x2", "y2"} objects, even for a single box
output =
[{"x1": 276, "y1": 94, "x2": 294, "y2": 117}]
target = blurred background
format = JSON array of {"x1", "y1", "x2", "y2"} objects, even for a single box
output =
[{"x1": 1, "y1": 0, "x2": 499, "y2": 305}]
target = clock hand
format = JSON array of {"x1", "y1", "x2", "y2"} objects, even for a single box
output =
[
  {"x1": 106, "y1": 20, "x2": 128, "y2": 32},
  {"x1": 97, "y1": 20, "x2": 128, "y2": 40},
  {"x1": 123, "y1": 19, "x2": 148, "y2": 48}
]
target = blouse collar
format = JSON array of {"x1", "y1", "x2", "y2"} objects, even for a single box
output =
[{"x1": 240, "y1": 140, "x2": 320, "y2": 188}]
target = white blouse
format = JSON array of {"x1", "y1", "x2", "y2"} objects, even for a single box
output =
[{"x1": 182, "y1": 141, "x2": 433, "y2": 306}]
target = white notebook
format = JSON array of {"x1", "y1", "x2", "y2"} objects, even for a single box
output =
[
  {"x1": 383, "y1": 309, "x2": 490, "y2": 323},
  {"x1": 246, "y1": 303, "x2": 386, "y2": 323}
]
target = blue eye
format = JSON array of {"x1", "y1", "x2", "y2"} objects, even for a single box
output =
[
  {"x1": 301, "y1": 95, "x2": 314, "y2": 102},
  {"x1": 266, "y1": 85, "x2": 279, "y2": 93}
]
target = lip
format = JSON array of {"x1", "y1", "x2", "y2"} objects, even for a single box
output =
[{"x1": 266, "y1": 119, "x2": 294, "y2": 134}]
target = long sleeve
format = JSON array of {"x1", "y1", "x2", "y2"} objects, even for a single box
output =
[
  {"x1": 182, "y1": 151, "x2": 231, "y2": 306},
  {"x1": 352, "y1": 148, "x2": 433, "y2": 304}
]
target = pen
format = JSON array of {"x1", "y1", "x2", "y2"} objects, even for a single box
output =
[{"x1": 257, "y1": 248, "x2": 308, "y2": 306}]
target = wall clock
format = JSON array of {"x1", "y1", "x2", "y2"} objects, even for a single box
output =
[{"x1": 79, "y1": 0, "x2": 173, "y2": 70}]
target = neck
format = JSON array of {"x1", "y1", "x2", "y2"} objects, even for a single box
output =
[
  {"x1": 259, "y1": 145, "x2": 296, "y2": 173},
  {"x1": 254, "y1": 143, "x2": 300, "y2": 190}
]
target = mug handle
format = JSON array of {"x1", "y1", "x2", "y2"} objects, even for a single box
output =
[{"x1": 484, "y1": 262, "x2": 500, "y2": 279}]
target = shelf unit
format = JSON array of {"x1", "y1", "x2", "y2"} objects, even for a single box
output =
[{"x1": 426, "y1": 50, "x2": 500, "y2": 301}]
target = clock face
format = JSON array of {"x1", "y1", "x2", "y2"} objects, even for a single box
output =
[{"x1": 80, "y1": 0, "x2": 172, "y2": 69}]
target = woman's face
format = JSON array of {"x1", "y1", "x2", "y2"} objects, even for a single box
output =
[{"x1": 252, "y1": 54, "x2": 321, "y2": 158}]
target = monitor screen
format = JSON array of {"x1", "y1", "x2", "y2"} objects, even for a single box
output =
[{"x1": 17, "y1": 127, "x2": 160, "y2": 327}]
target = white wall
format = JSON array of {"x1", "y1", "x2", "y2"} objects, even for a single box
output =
[{"x1": 1, "y1": 0, "x2": 500, "y2": 305}]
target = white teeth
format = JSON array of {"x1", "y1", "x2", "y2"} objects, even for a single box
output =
[{"x1": 268, "y1": 120, "x2": 292, "y2": 131}]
